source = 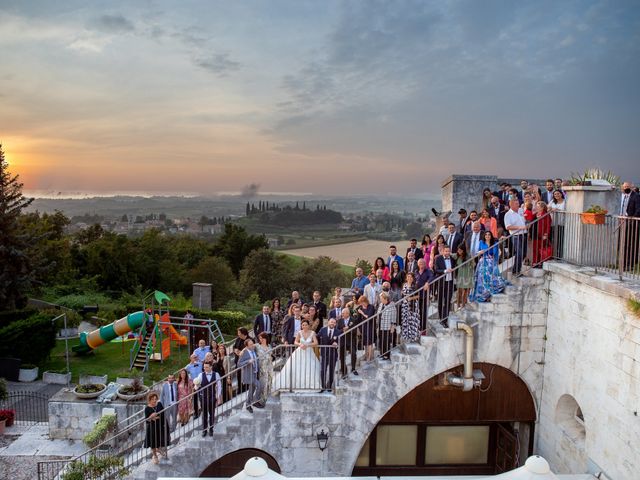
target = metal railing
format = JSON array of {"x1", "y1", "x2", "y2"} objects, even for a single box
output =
[
  {"x1": 335, "y1": 212, "x2": 555, "y2": 361},
  {"x1": 550, "y1": 212, "x2": 640, "y2": 281},
  {"x1": 1, "y1": 391, "x2": 49, "y2": 426}
]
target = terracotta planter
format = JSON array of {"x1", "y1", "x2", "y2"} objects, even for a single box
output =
[{"x1": 580, "y1": 212, "x2": 607, "y2": 225}]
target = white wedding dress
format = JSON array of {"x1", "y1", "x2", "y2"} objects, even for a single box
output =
[{"x1": 273, "y1": 332, "x2": 321, "y2": 391}]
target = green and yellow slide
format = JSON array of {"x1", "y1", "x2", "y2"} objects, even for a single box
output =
[{"x1": 72, "y1": 311, "x2": 146, "y2": 354}]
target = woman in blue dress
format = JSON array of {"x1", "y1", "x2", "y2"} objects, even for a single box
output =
[{"x1": 470, "y1": 231, "x2": 506, "y2": 302}]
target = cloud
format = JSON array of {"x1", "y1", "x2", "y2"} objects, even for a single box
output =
[
  {"x1": 88, "y1": 14, "x2": 135, "y2": 34},
  {"x1": 240, "y1": 183, "x2": 260, "y2": 198},
  {"x1": 195, "y1": 53, "x2": 241, "y2": 77}
]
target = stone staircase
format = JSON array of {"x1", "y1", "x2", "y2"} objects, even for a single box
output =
[{"x1": 129, "y1": 268, "x2": 549, "y2": 479}]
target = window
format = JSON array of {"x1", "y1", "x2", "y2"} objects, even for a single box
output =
[
  {"x1": 425, "y1": 426, "x2": 490, "y2": 464},
  {"x1": 375, "y1": 425, "x2": 418, "y2": 465},
  {"x1": 355, "y1": 437, "x2": 370, "y2": 467}
]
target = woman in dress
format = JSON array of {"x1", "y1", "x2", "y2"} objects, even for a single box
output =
[
  {"x1": 256, "y1": 332, "x2": 274, "y2": 404},
  {"x1": 272, "y1": 320, "x2": 321, "y2": 391},
  {"x1": 356, "y1": 295, "x2": 376, "y2": 362},
  {"x1": 479, "y1": 208, "x2": 498, "y2": 238},
  {"x1": 400, "y1": 272, "x2": 420, "y2": 342},
  {"x1": 144, "y1": 391, "x2": 170, "y2": 464},
  {"x1": 176, "y1": 368, "x2": 194, "y2": 426},
  {"x1": 532, "y1": 201, "x2": 552, "y2": 266},
  {"x1": 421, "y1": 234, "x2": 433, "y2": 261},
  {"x1": 389, "y1": 260, "x2": 406, "y2": 301},
  {"x1": 271, "y1": 298, "x2": 285, "y2": 344},
  {"x1": 548, "y1": 190, "x2": 565, "y2": 259},
  {"x1": 454, "y1": 244, "x2": 474, "y2": 309},
  {"x1": 481, "y1": 187, "x2": 493, "y2": 210},
  {"x1": 306, "y1": 304, "x2": 320, "y2": 332},
  {"x1": 215, "y1": 344, "x2": 233, "y2": 403},
  {"x1": 430, "y1": 235, "x2": 446, "y2": 269},
  {"x1": 372, "y1": 257, "x2": 390, "y2": 281},
  {"x1": 470, "y1": 231, "x2": 506, "y2": 303}
]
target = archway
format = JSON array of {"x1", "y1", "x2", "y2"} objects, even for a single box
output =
[
  {"x1": 352, "y1": 363, "x2": 537, "y2": 477},
  {"x1": 200, "y1": 448, "x2": 281, "y2": 477}
]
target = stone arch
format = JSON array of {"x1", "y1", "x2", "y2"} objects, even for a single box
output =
[
  {"x1": 199, "y1": 448, "x2": 281, "y2": 477},
  {"x1": 350, "y1": 362, "x2": 537, "y2": 476},
  {"x1": 554, "y1": 394, "x2": 586, "y2": 444}
]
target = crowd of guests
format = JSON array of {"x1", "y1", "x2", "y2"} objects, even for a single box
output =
[{"x1": 145, "y1": 178, "x2": 640, "y2": 456}]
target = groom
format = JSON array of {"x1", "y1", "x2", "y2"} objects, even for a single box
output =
[
  {"x1": 337, "y1": 307, "x2": 359, "y2": 377},
  {"x1": 318, "y1": 317, "x2": 340, "y2": 392}
]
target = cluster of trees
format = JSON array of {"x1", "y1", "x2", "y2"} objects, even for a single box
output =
[
  {"x1": 0, "y1": 144, "x2": 349, "y2": 314},
  {"x1": 245, "y1": 200, "x2": 343, "y2": 226}
]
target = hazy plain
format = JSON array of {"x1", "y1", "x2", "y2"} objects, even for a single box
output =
[{"x1": 281, "y1": 239, "x2": 407, "y2": 268}]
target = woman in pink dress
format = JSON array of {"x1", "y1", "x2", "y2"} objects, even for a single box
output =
[{"x1": 176, "y1": 368, "x2": 194, "y2": 426}]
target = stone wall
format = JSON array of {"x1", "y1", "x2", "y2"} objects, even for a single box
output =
[
  {"x1": 49, "y1": 390, "x2": 144, "y2": 440},
  {"x1": 132, "y1": 273, "x2": 548, "y2": 479},
  {"x1": 535, "y1": 262, "x2": 640, "y2": 480}
]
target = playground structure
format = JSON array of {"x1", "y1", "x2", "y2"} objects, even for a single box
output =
[
  {"x1": 70, "y1": 290, "x2": 225, "y2": 372},
  {"x1": 128, "y1": 290, "x2": 225, "y2": 371}
]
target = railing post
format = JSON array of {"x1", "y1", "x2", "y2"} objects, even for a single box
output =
[{"x1": 618, "y1": 217, "x2": 626, "y2": 281}]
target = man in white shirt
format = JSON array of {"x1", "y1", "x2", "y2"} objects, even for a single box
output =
[
  {"x1": 505, "y1": 199, "x2": 528, "y2": 275},
  {"x1": 195, "y1": 362, "x2": 222, "y2": 436},
  {"x1": 363, "y1": 273, "x2": 381, "y2": 308}
]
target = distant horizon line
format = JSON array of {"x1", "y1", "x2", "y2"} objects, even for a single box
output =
[{"x1": 25, "y1": 190, "x2": 440, "y2": 200}]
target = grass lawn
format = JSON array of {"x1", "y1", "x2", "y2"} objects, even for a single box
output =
[{"x1": 41, "y1": 338, "x2": 192, "y2": 385}]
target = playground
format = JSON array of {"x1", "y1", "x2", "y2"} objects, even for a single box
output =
[{"x1": 41, "y1": 290, "x2": 227, "y2": 384}]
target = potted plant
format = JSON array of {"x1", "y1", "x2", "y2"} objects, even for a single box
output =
[
  {"x1": 73, "y1": 383, "x2": 107, "y2": 400},
  {"x1": 116, "y1": 377, "x2": 149, "y2": 401},
  {"x1": 18, "y1": 363, "x2": 39, "y2": 382},
  {"x1": 83, "y1": 414, "x2": 116, "y2": 448},
  {"x1": 0, "y1": 409, "x2": 16, "y2": 427},
  {"x1": 581, "y1": 205, "x2": 608, "y2": 225}
]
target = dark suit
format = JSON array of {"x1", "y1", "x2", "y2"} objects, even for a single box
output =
[
  {"x1": 542, "y1": 190, "x2": 555, "y2": 204},
  {"x1": 434, "y1": 255, "x2": 457, "y2": 325},
  {"x1": 622, "y1": 192, "x2": 640, "y2": 270},
  {"x1": 405, "y1": 259, "x2": 419, "y2": 276},
  {"x1": 446, "y1": 231, "x2": 463, "y2": 253},
  {"x1": 337, "y1": 315, "x2": 359, "y2": 376},
  {"x1": 253, "y1": 313, "x2": 273, "y2": 344},
  {"x1": 313, "y1": 301, "x2": 327, "y2": 332},
  {"x1": 415, "y1": 268, "x2": 434, "y2": 330},
  {"x1": 329, "y1": 307, "x2": 342, "y2": 320},
  {"x1": 282, "y1": 315, "x2": 301, "y2": 345},
  {"x1": 405, "y1": 247, "x2": 423, "y2": 261},
  {"x1": 627, "y1": 191, "x2": 640, "y2": 217},
  {"x1": 317, "y1": 326, "x2": 340, "y2": 390}
]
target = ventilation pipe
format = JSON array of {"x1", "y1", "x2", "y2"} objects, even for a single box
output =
[{"x1": 447, "y1": 322, "x2": 474, "y2": 392}]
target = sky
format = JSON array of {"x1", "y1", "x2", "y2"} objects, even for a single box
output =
[{"x1": 1, "y1": 0, "x2": 639, "y2": 196}]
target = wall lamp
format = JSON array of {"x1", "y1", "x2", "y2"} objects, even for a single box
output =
[{"x1": 316, "y1": 429, "x2": 329, "y2": 451}]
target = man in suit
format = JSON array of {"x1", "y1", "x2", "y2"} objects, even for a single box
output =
[
  {"x1": 386, "y1": 245, "x2": 404, "y2": 272},
  {"x1": 415, "y1": 258, "x2": 434, "y2": 331},
  {"x1": 318, "y1": 317, "x2": 340, "y2": 391},
  {"x1": 337, "y1": 307, "x2": 359, "y2": 377},
  {"x1": 238, "y1": 338, "x2": 261, "y2": 413},
  {"x1": 194, "y1": 362, "x2": 221, "y2": 436},
  {"x1": 160, "y1": 374, "x2": 178, "y2": 432},
  {"x1": 405, "y1": 238, "x2": 423, "y2": 262},
  {"x1": 312, "y1": 290, "x2": 327, "y2": 325},
  {"x1": 434, "y1": 246, "x2": 457, "y2": 327},
  {"x1": 282, "y1": 304, "x2": 303, "y2": 345},
  {"x1": 329, "y1": 297, "x2": 343, "y2": 320},
  {"x1": 286, "y1": 290, "x2": 303, "y2": 310},
  {"x1": 465, "y1": 221, "x2": 483, "y2": 258},
  {"x1": 621, "y1": 182, "x2": 640, "y2": 270},
  {"x1": 405, "y1": 251, "x2": 419, "y2": 276},
  {"x1": 446, "y1": 223, "x2": 463, "y2": 253},
  {"x1": 457, "y1": 209, "x2": 469, "y2": 233},
  {"x1": 253, "y1": 305, "x2": 273, "y2": 344},
  {"x1": 542, "y1": 179, "x2": 555, "y2": 204}
]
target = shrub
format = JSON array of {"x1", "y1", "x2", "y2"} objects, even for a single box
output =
[
  {"x1": 0, "y1": 312, "x2": 56, "y2": 365},
  {"x1": 75, "y1": 384, "x2": 105, "y2": 394},
  {"x1": 0, "y1": 409, "x2": 15, "y2": 424},
  {"x1": 0, "y1": 309, "x2": 38, "y2": 328},
  {"x1": 83, "y1": 414, "x2": 116, "y2": 448},
  {"x1": 0, "y1": 378, "x2": 7, "y2": 401},
  {"x1": 62, "y1": 455, "x2": 128, "y2": 480}
]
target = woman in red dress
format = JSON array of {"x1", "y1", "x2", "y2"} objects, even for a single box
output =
[{"x1": 532, "y1": 201, "x2": 552, "y2": 266}]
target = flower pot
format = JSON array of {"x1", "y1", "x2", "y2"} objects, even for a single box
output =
[
  {"x1": 43, "y1": 371, "x2": 72, "y2": 385},
  {"x1": 580, "y1": 212, "x2": 607, "y2": 225},
  {"x1": 79, "y1": 374, "x2": 108, "y2": 385},
  {"x1": 19, "y1": 366, "x2": 39, "y2": 382},
  {"x1": 116, "y1": 386, "x2": 149, "y2": 402},
  {"x1": 73, "y1": 384, "x2": 107, "y2": 399}
]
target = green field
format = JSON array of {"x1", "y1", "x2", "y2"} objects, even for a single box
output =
[
  {"x1": 41, "y1": 338, "x2": 192, "y2": 385},
  {"x1": 278, "y1": 252, "x2": 355, "y2": 276}
]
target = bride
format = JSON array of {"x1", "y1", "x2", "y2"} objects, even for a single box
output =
[{"x1": 273, "y1": 319, "x2": 321, "y2": 391}]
